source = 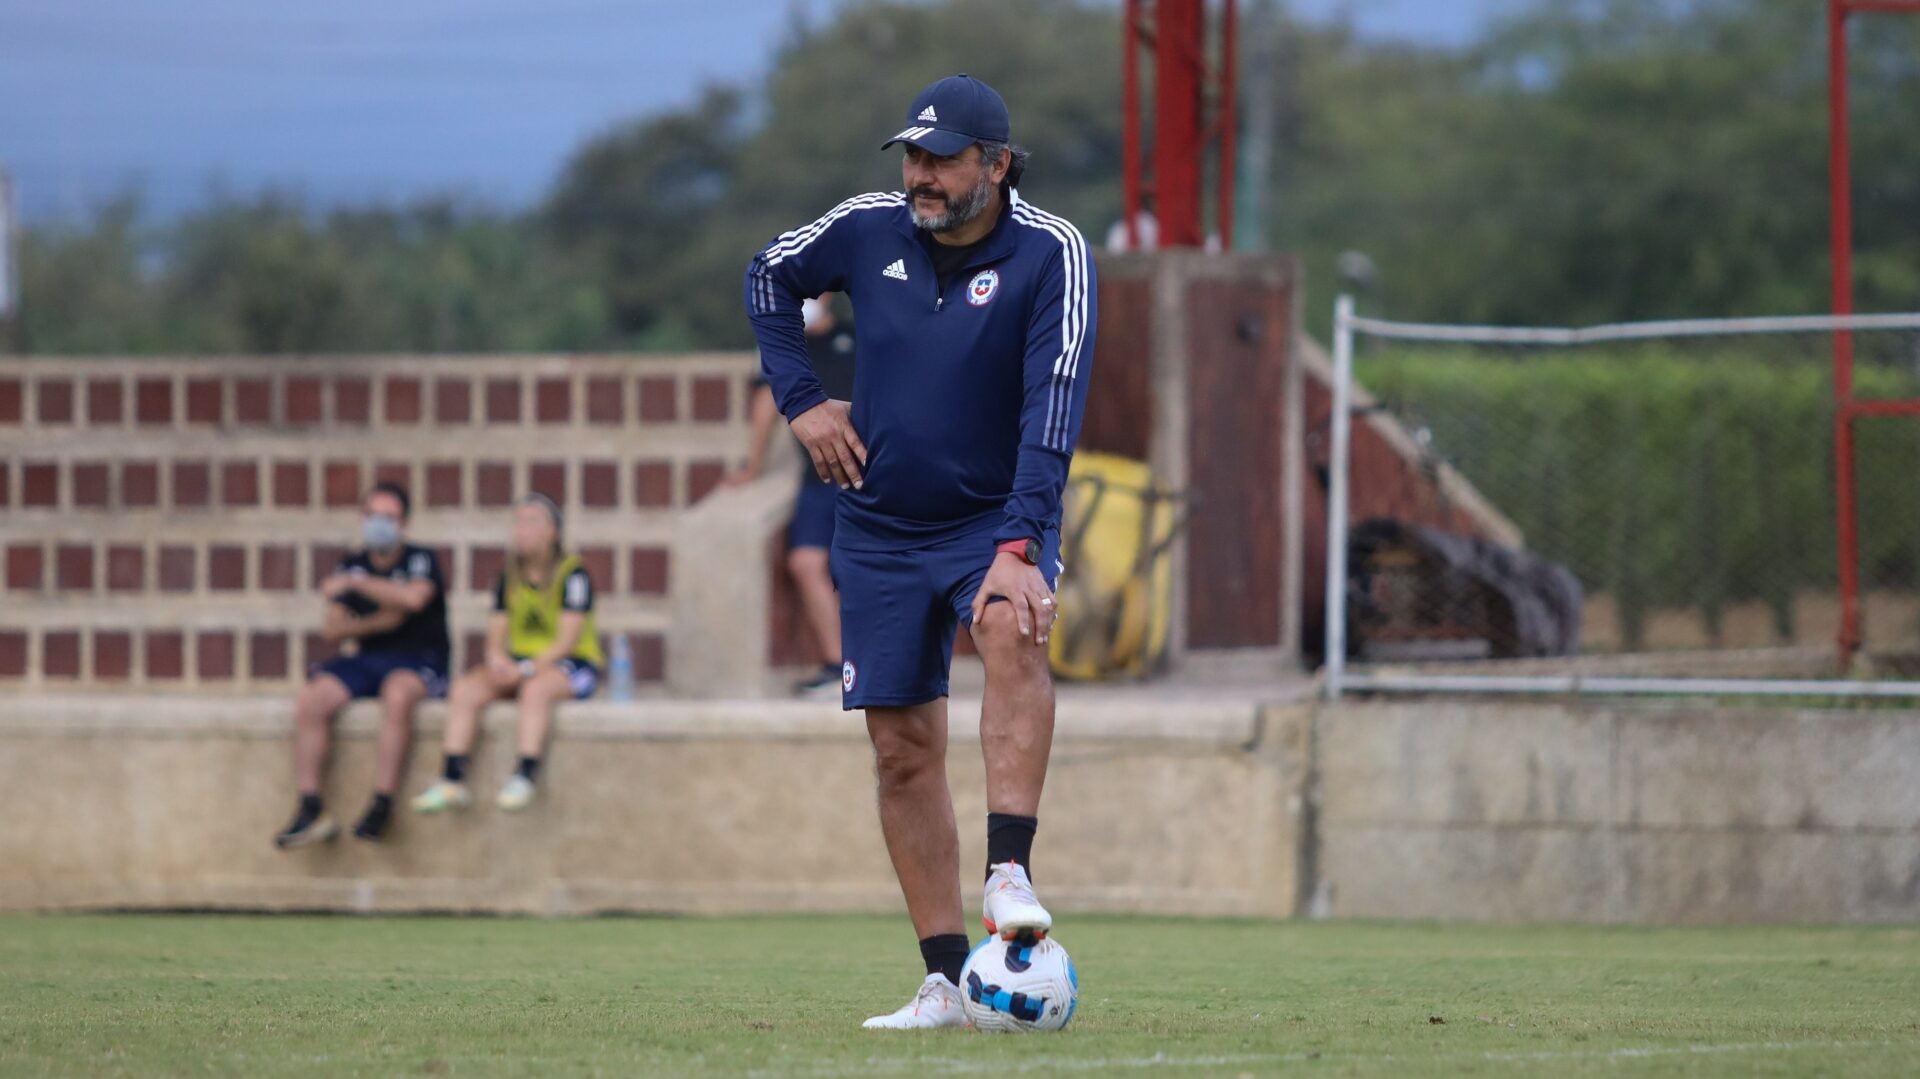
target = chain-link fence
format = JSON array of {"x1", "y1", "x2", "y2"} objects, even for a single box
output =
[{"x1": 1323, "y1": 299, "x2": 1920, "y2": 697}]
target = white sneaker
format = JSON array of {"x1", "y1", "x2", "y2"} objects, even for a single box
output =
[
  {"x1": 496, "y1": 775, "x2": 536, "y2": 812},
  {"x1": 983, "y1": 861, "x2": 1052, "y2": 940},
  {"x1": 410, "y1": 780, "x2": 472, "y2": 814},
  {"x1": 861, "y1": 973, "x2": 969, "y2": 1030}
]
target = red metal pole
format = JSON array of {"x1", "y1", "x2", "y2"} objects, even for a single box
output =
[
  {"x1": 1848, "y1": 399, "x2": 1920, "y2": 418},
  {"x1": 1829, "y1": 0, "x2": 1862, "y2": 657},
  {"x1": 1217, "y1": 0, "x2": 1238, "y2": 250},
  {"x1": 1154, "y1": 0, "x2": 1204, "y2": 247},
  {"x1": 1123, "y1": 0, "x2": 1142, "y2": 250}
]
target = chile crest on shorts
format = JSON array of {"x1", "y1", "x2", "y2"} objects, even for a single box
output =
[{"x1": 966, "y1": 269, "x2": 1000, "y2": 307}]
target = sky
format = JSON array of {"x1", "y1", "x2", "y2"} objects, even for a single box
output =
[{"x1": 0, "y1": 0, "x2": 1514, "y2": 225}]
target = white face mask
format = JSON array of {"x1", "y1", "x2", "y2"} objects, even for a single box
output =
[{"x1": 362, "y1": 514, "x2": 402, "y2": 553}]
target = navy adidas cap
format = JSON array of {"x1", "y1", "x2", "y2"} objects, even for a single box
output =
[{"x1": 881, "y1": 74, "x2": 1011, "y2": 157}]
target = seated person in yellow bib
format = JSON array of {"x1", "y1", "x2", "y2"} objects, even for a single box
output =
[{"x1": 413, "y1": 493, "x2": 601, "y2": 814}]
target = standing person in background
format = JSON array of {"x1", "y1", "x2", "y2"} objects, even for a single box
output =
[
  {"x1": 725, "y1": 293, "x2": 855, "y2": 696},
  {"x1": 275, "y1": 482, "x2": 450, "y2": 849},
  {"x1": 413, "y1": 494, "x2": 601, "y2": 815},
  {"x1": 1103, "y1": 191, "x2": 1159, "y2": 253}
]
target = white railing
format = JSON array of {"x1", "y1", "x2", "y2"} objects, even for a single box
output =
[{"x1": 1323, "y1": 299, "x2": 1920, "y2": 701}]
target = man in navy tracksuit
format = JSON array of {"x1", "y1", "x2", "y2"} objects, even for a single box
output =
[{"x1": 746, "y1": 74, "x2": 1095, "y2": 1029}]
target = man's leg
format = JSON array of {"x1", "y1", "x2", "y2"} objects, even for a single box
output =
[
  {"x1": 860, "y1": 699, "x2": 971, "y2": 1029},
  {"x1": 787, "y1": 478, "x2": 841, "y2": 695},
  {"x1": 968, "y1": 598, "x2": 1056, "y2": 940},
  {"x1": 841, "y1": 542, "x2": 969, "y2": 1029},
  {"x1": 789, "y1": 546, "x2": 842, "y2": 666},
  {"x1": 971, "y1": 600, "x2": 1055, "y2": 822},
  {"x1": 867, "y1": 700, "x2": 965, "y2": 941},
  {"x1": 277, "y1": 673, "x2": 353, "y2": 848},
  {"x1": 294, "y1": 674, "x2": 353, "y2": 797},
  {"x1": 374, "y1": 669, "x2": 427, "y2": 797},
  {"x1": 353, "y1": 669, "x2": 425, "y2": 840}
]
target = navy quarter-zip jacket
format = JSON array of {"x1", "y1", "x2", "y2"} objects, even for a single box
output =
[{"x1": 745, "y1": 190, "x2": 1097, "y2": 551}]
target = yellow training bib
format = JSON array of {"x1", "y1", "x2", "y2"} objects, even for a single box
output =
[{"x1": 503, "y1": 553, "x2": 603, "y2": 666}]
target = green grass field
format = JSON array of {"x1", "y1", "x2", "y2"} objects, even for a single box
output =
[{"x1": 3, "y1": 914, "x2": 1918, "y2": 1077}]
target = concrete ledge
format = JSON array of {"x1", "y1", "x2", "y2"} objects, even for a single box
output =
[
  {"x1": 12, "y1": 692, "x2": 1917, "y2": 923},
  {"x1": 0, "y1": 694, "x2": 1265, "y2": 745},
  {"x1": 1310, "y1": 699, "x2": 1920, "y2": 923},
  {"x1": 0, "y1": 694, "x2": 1305, "y2": 918}
]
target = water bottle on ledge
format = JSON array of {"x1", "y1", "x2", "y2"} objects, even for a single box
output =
[{"x1": 608, "y1": 633, "x2": 635, "y2": 702}]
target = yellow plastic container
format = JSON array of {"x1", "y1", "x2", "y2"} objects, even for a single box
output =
[{"x1": 1048, "y1": 452, "x2": 1183, "y2": 681}]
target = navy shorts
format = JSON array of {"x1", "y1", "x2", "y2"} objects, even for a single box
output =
[
  {"x1": 312, "y1": 650, "x2": 449, "y2": 700},
  {"x1": 510, "y1": 655, "x2": 601, "y2": 700},
  {"x1": 831, "y1": 527, "x2": 1061, "y2": 710},
  {"x1": 788, "y1": 474, "x2": 838, "y2": 551}
]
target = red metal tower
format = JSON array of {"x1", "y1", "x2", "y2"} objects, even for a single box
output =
[
  {"x1": 1827, "y1": 0, "x2": 1920, "y2": 659},
  {"x1": 1121, "y1": 0, "x2": 1239, "y2": 250}
]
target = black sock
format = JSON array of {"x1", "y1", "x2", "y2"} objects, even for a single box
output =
[
  {"x1": 516, "y1": 756, "x2": 541, "y2": 782},
  {"x1": 444, "y1": 754, "x2": 469, "y2": 782},
  {"x1": 919, "y1": 933, "x2": 970, "y2": 988},
  {"x1": 355, "y1": 793, "x2": 393, "y2": 840},
  {"x1": 299, "y1": 793, "x2": 323, "y2": 817},
  {"x1": 986, "y1": 813, "x2": 1038, "y2": 881}
]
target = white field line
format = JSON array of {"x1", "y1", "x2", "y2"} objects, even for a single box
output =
[
  {"x1": 747, "y1": 1038, "x2": 1920, "y2": 1076},
  {"x1": 123, "y1": 1039, "x2": 1920, "y2": 1076}
]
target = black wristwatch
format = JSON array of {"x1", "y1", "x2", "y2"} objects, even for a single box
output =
[{"x1": 997, "y1": 538, "x2": 1041, "y2": 565}]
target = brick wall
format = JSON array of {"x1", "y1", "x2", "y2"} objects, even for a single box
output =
[{"x1": 0, "y1": 355, "x2": 761, "y2": 691}]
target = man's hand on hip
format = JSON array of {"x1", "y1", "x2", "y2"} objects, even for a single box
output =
[
  {"x1": 789, "y1": 400, "x2": 868, "y2": 489},
  {"x1": 972, "y1": 552, "x2": 1056, "y2": 646}
]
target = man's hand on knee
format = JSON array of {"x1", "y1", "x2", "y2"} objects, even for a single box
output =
[{"x1": 969, "y1": 553, "x2": 1056, "y2": 646}]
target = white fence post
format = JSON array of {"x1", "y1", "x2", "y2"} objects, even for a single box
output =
[{"x1": 1323, "y1": 294, "x2": 1355, "y2": 699}]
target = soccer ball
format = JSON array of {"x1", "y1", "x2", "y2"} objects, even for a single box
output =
[{"x1": 959, "y1": 933, "x2": 1078, "y2": 1032}]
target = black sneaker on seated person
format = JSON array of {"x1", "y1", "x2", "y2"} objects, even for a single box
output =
[
  {"x1": 793, "y1": 663, "x2": 842, "y2": 698},
  {"x1": 352, "y1": 793, "x2": 394, "y2": 842},
  {"x1": 273, "y1": 798, "x2": 339, "y2": 850}
]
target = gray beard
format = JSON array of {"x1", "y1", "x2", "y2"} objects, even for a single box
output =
[{"x1": 911, "y1": 173, "x2": 995, "y2": 233}]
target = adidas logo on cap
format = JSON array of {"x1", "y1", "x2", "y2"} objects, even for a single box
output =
[{"x1": 918, "y1": 105, "x2": 939, "y2": 122}]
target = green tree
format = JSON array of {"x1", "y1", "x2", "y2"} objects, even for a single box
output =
[
  {"x1": 15, "y1": 0, "x2": 1918, "y2": 354},
  {"x1": 1272, "y1": 0, "x2": 1920, "y2": 329}
]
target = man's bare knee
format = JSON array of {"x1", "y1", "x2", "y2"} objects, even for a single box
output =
[
  {"x1": 380, "y1": 676, "x2": 424, "y2": 713},
  {"x1": 972, "y1": 603, "x2": 1048, "y2": 673},
  {"x1": 869, "y1": 717, "x2": 943, "y2": 790},
  {"x1": 296, "y1": 683, "x2": 341, "y2": 725}
]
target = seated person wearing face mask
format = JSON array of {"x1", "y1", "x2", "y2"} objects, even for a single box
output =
[{"x1": 274, "y1": 481, "x2": 451, "y2": 850}]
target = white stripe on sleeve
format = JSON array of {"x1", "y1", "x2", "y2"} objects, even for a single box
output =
[
  {"x1": 1012, "y1": 200, "x2": 1090, "y2": 452},
  {"x1": 763, "y1": 192, "x2": 904, "y2": 267}
]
